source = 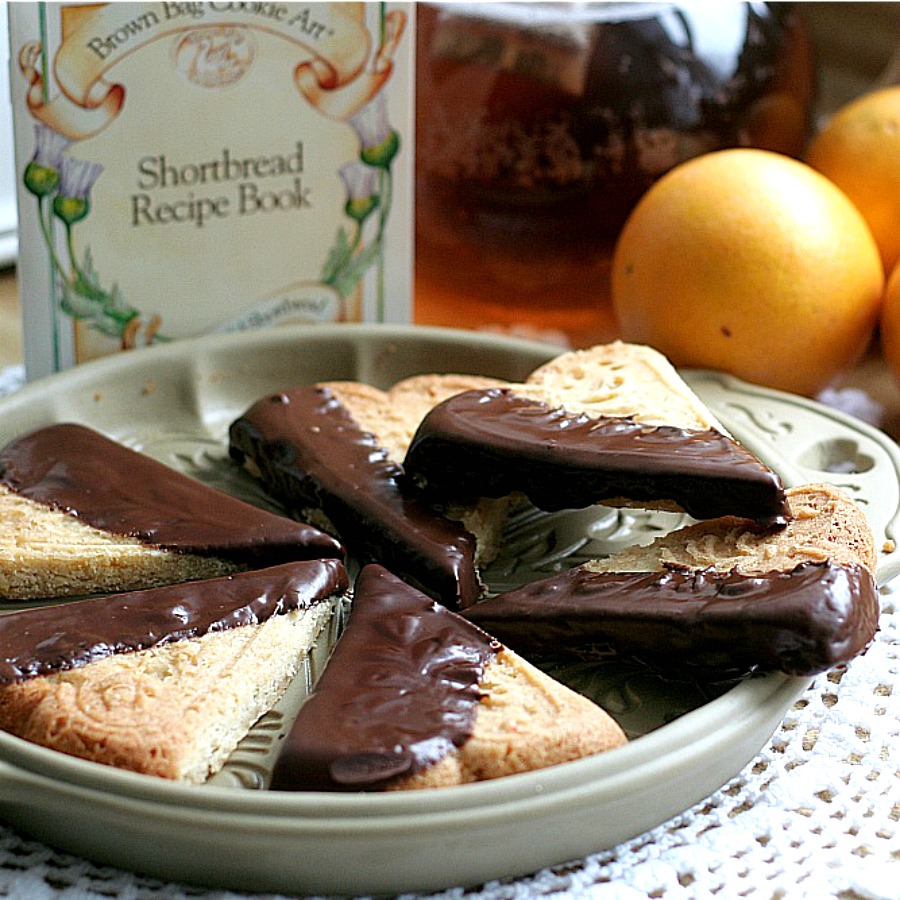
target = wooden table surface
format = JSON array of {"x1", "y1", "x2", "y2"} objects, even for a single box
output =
[{"x1": 0, "y1": 268, "x2": 20, "y2": 371}]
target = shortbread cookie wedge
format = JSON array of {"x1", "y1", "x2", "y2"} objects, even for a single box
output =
[
  {"x1": 0, "y1": 559, "x2": 349, "y2": 782},
  {"x1": 270, "y1": 565, "x2": 626, "y2": 792},
  {"x1": 465, "y1": 483, "x2": 879, "y2": 677},
  {"x1": 404, "y1": 342, "x2": 789, "y2": 526},
  {"x1": 0, "y1": 423, "x2": 342, "y2": 601},
  {"x1": 229, "y1": 374, "x2": 510, "y2": 609}
]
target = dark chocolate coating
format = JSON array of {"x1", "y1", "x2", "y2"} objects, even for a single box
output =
[
  {"x1": 229, "y1": 386, "x2": 481, "y2": 608},
  {"x1": 0, "y1": 422, "x2": 343, "y2": 564},
  {"x1": 269, "y1": 564, "x2": 499, "y2": 792},
  {"x1": 463, "y1": 561, "x2": 878, "y2": 676},
  {"x1": 0, "y1": 559, "x2": 349, "y2": 683},
  {"x1": 404, "y1": 389, "x2": 790, "y2": 526}
]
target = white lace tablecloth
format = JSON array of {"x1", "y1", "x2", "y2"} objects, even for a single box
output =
[{"x1": 1, "y1": 367, "x2": 898, "y2": 900}]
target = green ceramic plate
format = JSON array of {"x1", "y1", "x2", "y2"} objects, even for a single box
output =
[{"x1": 0, "y1": 324, "x2": 897, "y2": 895}]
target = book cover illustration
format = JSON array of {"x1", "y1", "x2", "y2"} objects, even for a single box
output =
[{"x1": 10, "y1": 2, "x2": 413, "y2": 376}]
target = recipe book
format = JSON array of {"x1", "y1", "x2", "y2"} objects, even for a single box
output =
[{"x1": 8, "y1": 2, "x2": 414, "y2": 379}]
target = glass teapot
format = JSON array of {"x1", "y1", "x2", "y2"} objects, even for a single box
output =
[{"x1": 414, "y1": 2, "x2": 816, "y2": 347}]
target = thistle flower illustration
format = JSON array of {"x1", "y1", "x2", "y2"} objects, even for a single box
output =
[
  {"x1": 24, "y1": 138, "x2": 166, "y2": 349},
  {"x1": 318, "y1": 4, "x2": 404, "y2": 323},
  {"x1": 323, "y1": 100, "x2": 399, "y2": 308},
  {"x1": 339, "y1": 161, "x2": 379, "y2": 224},
  {"x1": 21, "y1": 46, "x2": 167, "y2": 359},
  {"x1": 23, "y1": 123, "x2": 70, "y2": 198},
  {"x1": 53, "y1": 156, "x2": 103, "y2": 226},
  {"x1": 350, "y1": 93, "x2": 399, "y2": 169},
  {"x1": 52, "y1": 155, "x2": 105, "y2": 304}
]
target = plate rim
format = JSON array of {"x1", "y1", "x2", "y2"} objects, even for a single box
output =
[
  {"x1": 0, "y1": 323, "x2": 895, "y2": 893},
  {"x1": 0, "y1": 667, "x2": 809, "y2": 816}
]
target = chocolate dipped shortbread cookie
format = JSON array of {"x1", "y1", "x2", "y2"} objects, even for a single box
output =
[
  {"x1": 229, "y1": 375, "x2": 511, "y2": 609},
  {"x1": 270, "y1": 565, "x2": 626, "y2": 792},
  {"x1": 465, "y1": 483, "x2": 879, "y2": 677},
  {"x1": 0, "y1": 559, "x2": 348, "y2": 781},
  {"x1": 404, "y1": 342, "x2": 789, "y2": 526},
  {"x1": 0, "y1": 423, "x2": 343, "y2": 601}
]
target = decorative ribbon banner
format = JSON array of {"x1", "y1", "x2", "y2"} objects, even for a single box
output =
[
  {"x1": 19, "y1": 2, "x2": 386, "y2": 141},
  {"x1": 294, "y1": 5, "x2": 406, "y2": 121},
  {"x1": 211, "y1": 281, "x2": 344, "y2": 332}
]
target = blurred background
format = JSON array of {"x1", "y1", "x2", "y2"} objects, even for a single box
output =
[
  {"x1": 1, "y1": 2, "x2": 899, "y2": 373},
  {"x1": 805, "y1": 2, "x2": 899, "y2": 110}
]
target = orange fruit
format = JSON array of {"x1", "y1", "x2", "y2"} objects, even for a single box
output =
[
  {"x1": 611, "y1": 148, "x2": 884, "y2": 397},
  {"x1": 879, "y1": 263, "x2": 900, "y2": 385},
  {"x1": 806, "y1": 86, "x2": 900, "y2": 275}
]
